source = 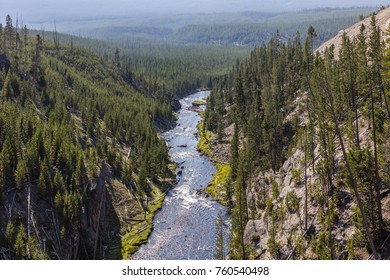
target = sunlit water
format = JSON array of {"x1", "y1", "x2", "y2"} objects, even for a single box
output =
[{"x1": 133, "y1": 91, "x2": 230, "y2": 260}]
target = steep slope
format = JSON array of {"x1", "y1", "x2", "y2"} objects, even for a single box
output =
[
  {"x1": 204, "y1": 8, "x2": 390, "y2": 260},
  {"x1": 316, "y1": 6, "x2": 390, "y2": 58},
  {"x1": 0, "y1": 17, "x2": 174, "y2": 259}
]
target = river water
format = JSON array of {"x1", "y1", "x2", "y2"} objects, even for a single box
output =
[{"x1": 133, "y1": 91, "x2": 230, "y2": 260}]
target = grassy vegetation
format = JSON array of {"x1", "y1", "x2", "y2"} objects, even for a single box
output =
[
  {"x1": 196, "y1": 114, "x2": 214, "y2": 157},
  {"x1": 192, "y1": 100, "x2": 207, "y2": 106},
  {"x1": 206, "y1": 163, "x2": 231, "y2": 206},
  {"x1": 107, "y1": 184, "x2": 166, "y2": 259},
  {"x1": 196, "y1": 112, "x2": 231, "y2": 206},
  {"x1": 125, "y1": 185, "x2": 165, "y2": 259}
]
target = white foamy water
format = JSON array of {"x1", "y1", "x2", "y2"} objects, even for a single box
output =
[{"x1": 132, "y1": 91, "x2": 230, "y2": 260}]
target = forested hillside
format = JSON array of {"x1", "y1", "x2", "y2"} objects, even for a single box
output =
[
  {"x1": 25, "y1": 8, "x2": 377, "y2": 104},
  {"x1": 28, "y1": 30, "x2": 250, "y2": 102},
  {"x1": 0, "y1": 16, "x2": 174, "y2": 259},
  {"x1": 67, "y1": 8, "x2": 376, "y2": 46},
  {"x1": 203, "y1": 9, "x2": 390, "y2": 259}
]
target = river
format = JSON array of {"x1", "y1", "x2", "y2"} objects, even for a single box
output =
[{"x1": 133, "y1": 90, "x2": 230, "y2": 260}]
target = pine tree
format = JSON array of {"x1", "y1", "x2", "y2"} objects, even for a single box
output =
[
  {"x1": 114, "y1": 48, "x2": 121, "y2": 68},
  {"x1": 303, "y1": 26, "x2": 316, "y2": 75},
  {"x1": 32, "y1": 34, "x2": 43, "y2": 80},
  {"x1": 15, "y1": 159, "x2": 27, "y2": 189},
  {"x1": 311, "y1": 46, "x2": 379, "y2": 260},
  {"x1": 367, "y1": 14, "x2": 385, "y2": 228},
  {"x1": 230, "y1": 158, "x2": 248, "y2": 259},
  {"x1": 14, "y1": 224, "x2": 26, "y2": 259},
  {"x1": 234, "y1": 70, "x2": 245, "y2": 125},
  {"x1": 27, "y1": 236, "x2": 48, "y2": 260},
  {"x1": 368, "y1": 14, "x2": 390, "y2": 120},
  {"x1": 122, "y1": 160, "x2": 133, "y2": 185},
  {"x1": 214, "y1": 212, "x2": 225, "y2": 260},
  {"x1": 230, "y1": 122, "x2": 239, "y2": 180},
  {"x1": 5, "y1": 220, "x2": 15, "y2": 250},
  {"x1": 3, "y1": 70, "x2": 13, "y2": 100},
  {"x1": 4, "y1": 15, "x2": 15, "y2": 53}
]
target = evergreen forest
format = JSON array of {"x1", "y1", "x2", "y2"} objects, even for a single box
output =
[
  {"x1": 0, "y1": 4, "x2": 389, "y2": 261},
  {"x1": 204, "y1": 10, "x2": 390, "y2": 259}
]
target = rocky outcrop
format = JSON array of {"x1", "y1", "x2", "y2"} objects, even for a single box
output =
[
  {"x1": 171, "y1": 99, "x2": 181, "y2": 111},
  {"x1": 244, "y1": 95, "x2": 389, "y2": 259},
  {"x1": 242, "y1": 9, "x2": 390, "y2": 260}
]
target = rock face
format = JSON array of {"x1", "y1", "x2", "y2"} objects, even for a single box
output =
[
  {"x1": 244, "y1": 220, "x2": 268, "y2": 258},
  {"x1": 171, "y1": 99, "x2": 181, "y2": 111},
  {"x1": 244, "y1": 114, "x2": 381, "y2": 259},
  {"x1": 316, "y1": 7, "x2": 390, "y2": 59}
]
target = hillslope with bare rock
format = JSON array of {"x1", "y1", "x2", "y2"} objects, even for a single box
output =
[
  {"x1": 316, "y1": 6, "x2": 390, "y2": 58},
  {"x1": 204, "y1": 7, "x2": 390, "y2": 260}
]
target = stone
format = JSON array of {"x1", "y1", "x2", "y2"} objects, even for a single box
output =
[
  {"x1": 244, "y1": 220, "x2": 267, "y2": 249},
  {"x1": 282, "y1": 158, "x2": 291, "y2": 172},
  {"x1": 283, "y1": 172, "x2": 292, "y2": 188}
]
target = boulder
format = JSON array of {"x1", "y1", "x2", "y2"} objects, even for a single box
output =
[
  {"x1": 282, "y1": 158, "x2": 291, "y2": 172},
  {"x1": 244, "y1": 220, "x2": 267, "y2": 249},
  {"x1": 283, "y1": 172, "x2": 292, "y2": 188},
  {"x1": 171, "y1": 99, "x2": 181, "y2": 111}
]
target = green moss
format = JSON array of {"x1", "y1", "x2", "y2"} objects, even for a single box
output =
[
  {"x1": 192, "y1": 100, "x2": 207, "y2": 106},
  {"x1": 168, "y1": 162, "x2": 178, "y2": 173},
  {"x1": 197, "y1": 111, "x2": 231, "y2": 206},
  {"x1": 196, "y1": 120, "x2": 213, "y2": 157},
  {"x1": 116, "y1": 184, "x2": 165, "y2": 259},
  {"x1": 122, "y1": 225, "x2": 152, "y2": 259},
  {"x1": 206, "y1": 163, "x2": 231, "y2": 206}
]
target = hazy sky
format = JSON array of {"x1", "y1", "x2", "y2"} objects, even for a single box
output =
[{"x1": 0, "y1": 0, "x2": 386, "y2": 22}]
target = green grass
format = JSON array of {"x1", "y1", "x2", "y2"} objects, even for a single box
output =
[
  {"x1": 206, "y1": 163, "x2": 231, "y2": 206},
  {"x1": 192, "y1": 100, "x2": 207, "y2": 106},
  {"x1": 196, "y1": 112, "x2": 231, "y2": 206},
  {"x1": 196, "y1": 114, "x2": 214, "y2": 157},
  {"x1": 118, "y1": 184, "x2": 165, "y2": 259}
]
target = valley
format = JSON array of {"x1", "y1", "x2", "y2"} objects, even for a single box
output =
[{"x1": 0, "y1": 1, "x2": 389, "y2": 261}]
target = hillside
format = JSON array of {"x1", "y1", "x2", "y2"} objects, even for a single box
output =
[
  {"x1": 203, "y1": 8, "x2": 390, "y2": 260},
  {"x1": 316, "y1": 6, "x2": 390, "y2": 58},
  {"x1": 0, "y1": 16, "x2": 174, "y2": 259},
  {"x1": 66, "y1": 8, "x2": 376, "y2": 46}
]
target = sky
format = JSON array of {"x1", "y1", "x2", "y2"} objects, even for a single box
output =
[{"x1": 0, "y1": 0, "x2": 386, "y2": 23}]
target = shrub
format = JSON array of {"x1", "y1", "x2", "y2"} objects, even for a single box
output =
[{"x1": 285, "y1": 190, "x2": 300, "y2": 213}]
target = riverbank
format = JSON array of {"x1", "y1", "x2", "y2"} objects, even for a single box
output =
[
  {"x1": 107, "y1": 175, "x2": 175, "y2": 259},
  {"x1": 133, "y1": 90, "x2": 229, "y2": 260},
  {"x1": 196, "y1": 112, "x2": 231, "y2": 207}
]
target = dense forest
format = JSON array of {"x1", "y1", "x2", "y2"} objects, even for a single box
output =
[
  {"x1": 69, "y1": 8, "x2": 375, "y2": 46},
  {"x1": 28, "y1": 30, "x2": 251, "y2": 102},
  {"x1": 1, "y1": 4, "x2": 389, "y2": 261},
  {"x1": 204, "y1": 10, "x2": 390, "y2": 259},
  {"x1": 0, "y1": 15, "x2": 175, "y2": 259},
  {"x1": 171, "y1": 8, "x2": 374, "y2": 45},
  {"x1": 28, "y1": 8, "x2": 376, "y2": 103}
]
